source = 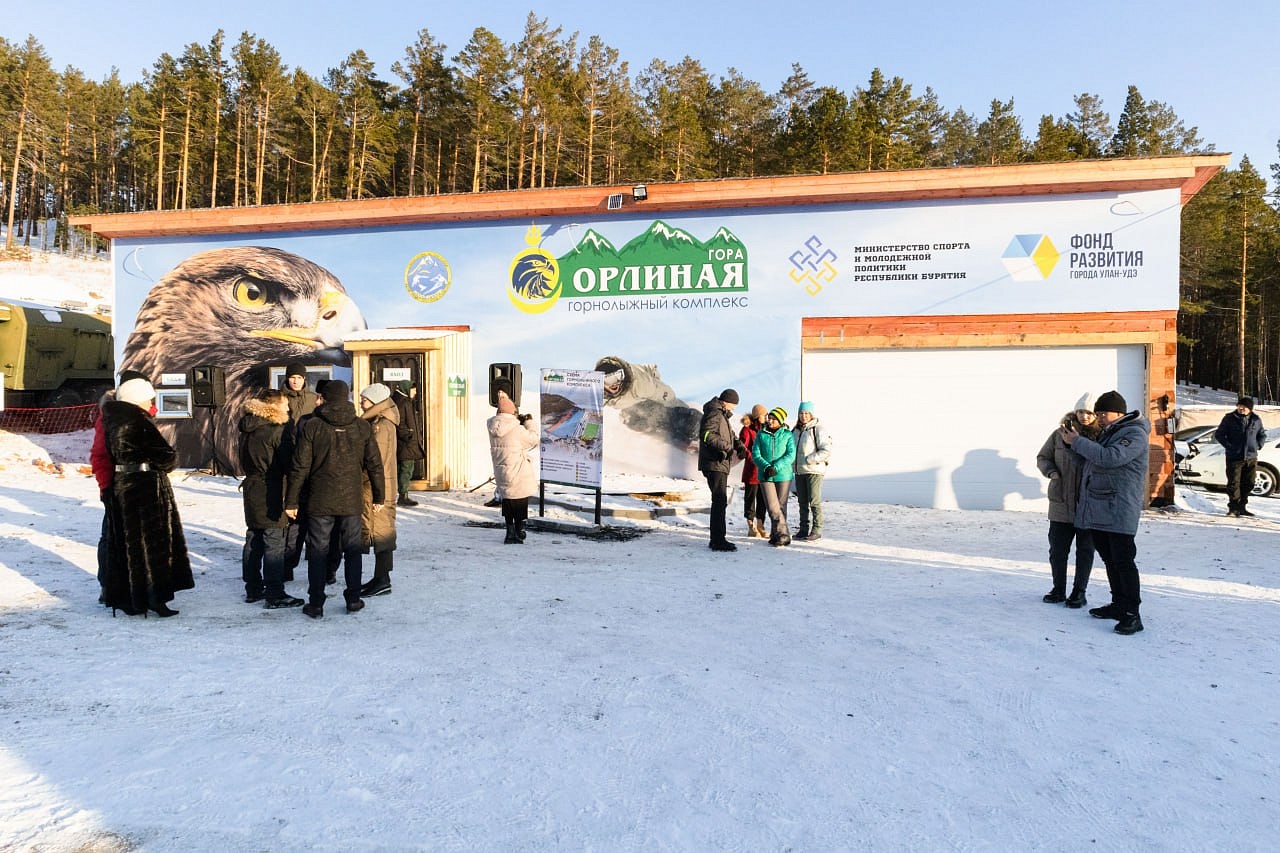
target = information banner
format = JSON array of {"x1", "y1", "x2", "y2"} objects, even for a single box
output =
[{"x1": 539, "y1": 369, "x2": 604, "y2": 488}]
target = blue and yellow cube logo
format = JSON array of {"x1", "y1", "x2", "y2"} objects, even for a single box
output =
[{"x1": 1002, "y1": 234, "x2": 1060, "y2": 281}]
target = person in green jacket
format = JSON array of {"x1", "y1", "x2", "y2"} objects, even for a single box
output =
[{"x1": 751, "y1": 407, "x2": 796, "y2": 546}]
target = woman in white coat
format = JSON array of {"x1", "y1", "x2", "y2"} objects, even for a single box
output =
[{"x1": 487, "y1": 390, "x2": 539, "y2": 544}]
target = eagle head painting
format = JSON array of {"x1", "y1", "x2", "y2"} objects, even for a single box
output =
[{"x1": 121, "y1": 246, "x2": 367, "y2": 473}]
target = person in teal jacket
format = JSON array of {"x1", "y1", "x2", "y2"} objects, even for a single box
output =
[{"x1": 751, "y1": 407, "x2": 797, "y2": 546}]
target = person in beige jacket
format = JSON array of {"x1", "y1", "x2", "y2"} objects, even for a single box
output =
[
  {"x1": 358, "y1": 383, "x2": 399, "y2": 596},
  {"x1": 487, "y1": 390, "x2": 539, "y2": 544}
]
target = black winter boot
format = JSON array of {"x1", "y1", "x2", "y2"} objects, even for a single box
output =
[
  {"x1": 504, "y1": 521, "x2": 521, "y2": 544},
  {"x1": 1114, "y1": 612, "x2": 1144, "y2": 635},
  {"x1": 516, "y1": 520, "x2": 527, "y2": 541},
  {"x1": 1065, "y1": 589, "x2": 1087, "y2": 609},
  {"x1": 361, "y1": 552, "x2": 393, "y2": 596},
  {"x1": 1042, "y1": 588, "x2": 1066, "y2": 604}
]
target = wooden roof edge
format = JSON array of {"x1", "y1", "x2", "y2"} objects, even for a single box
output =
[{"x1": 70, "y1": 155, "x2": 1231, "y2": 239}]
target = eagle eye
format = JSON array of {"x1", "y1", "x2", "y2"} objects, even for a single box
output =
[{"x1": 233, "y1": 277, "x2": 271, "y2": 310}]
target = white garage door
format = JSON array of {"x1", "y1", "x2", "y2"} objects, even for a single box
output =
[{"x1": 802, "y1": 345, "x2": 1147, "y2": 510}]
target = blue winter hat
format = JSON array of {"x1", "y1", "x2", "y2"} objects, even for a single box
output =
[{"x1": 798, "y1": 401, "x2": 814, "y2": 414}]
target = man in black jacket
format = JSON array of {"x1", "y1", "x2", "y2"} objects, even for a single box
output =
[
  {"x1": 285, "y1": 380, "x2": 385, "y2": 618},
  {"x1": 392, "y1": 380, "x2": 425, "y2": 506},
  {"x1": 699, "y1": 388, "x2": 747, "y2": 552},
  {"x1": 1214, "y1": 396, "x2": 1268, "y2": 517}
]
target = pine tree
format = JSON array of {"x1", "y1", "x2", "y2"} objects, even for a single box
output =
[
  {"x1": 974, "y1": 98, "x2": 1024, "y2": 165},
  {"x1": 1066, "y1": 92, "x2": 1111, "y2": 158},
  {"x1": 3, "y1": 35, "x2": 57, "y2": 248},
  {"x1": 454, "y1": 27, "x2": 514, "y2": 192}
]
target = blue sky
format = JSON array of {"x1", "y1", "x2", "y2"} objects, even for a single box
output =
[{"x1": 10, "y1": 0, "x2": 1279, "y2": 187}]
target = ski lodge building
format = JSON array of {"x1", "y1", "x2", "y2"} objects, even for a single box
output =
[{"x1": 72, "y1": 154, "x2": 1227, "y2": 510}]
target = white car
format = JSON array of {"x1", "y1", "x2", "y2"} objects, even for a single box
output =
[
  {"x1": 1176, "y1": 432, "x2": 1280, "y2": 497},
  {"x1": 1173, "y1": 425, "x2": 1216, "y2": 463}
]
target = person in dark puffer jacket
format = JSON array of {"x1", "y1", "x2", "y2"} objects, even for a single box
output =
[
  {"x1": 285, "y1": 380, "x2": 385, "y2": 619},
  {"x1": 238, "y1": 389, "x2": 303, "y2": 609}
]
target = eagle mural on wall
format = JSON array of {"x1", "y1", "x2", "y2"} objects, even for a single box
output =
[{"x1": 121, "y1": 246, "x2": 367, "y2": 473}]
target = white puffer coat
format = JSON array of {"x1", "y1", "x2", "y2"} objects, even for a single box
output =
[{"x1": 488, "y1": 413, "x2": 540, "y2": 500}]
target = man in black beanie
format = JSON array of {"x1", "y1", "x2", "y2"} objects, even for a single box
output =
[
  {"x1": 1061, "y1": 390, "x2": 1149, "y2": 635},
  {"x1": 285, "y1": 379, "x2": 385, "y2": 618},
  {"x1": 698, "y1": 388, "x2": 747, "y2": 552},
  {"x1": 282, "y1": 363, "x2": 314, "y2": 428},
  {"x1": 1214, "y1": 396, "x2": 1267, "y2": 517}
]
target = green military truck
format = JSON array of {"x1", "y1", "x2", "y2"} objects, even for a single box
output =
[{"x1": 0, "y1": 298, "x2": 114, "y2": 407}]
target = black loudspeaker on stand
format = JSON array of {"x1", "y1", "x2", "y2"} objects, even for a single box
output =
[
  {"x1": 488, "y1": 362, "x2": 521, "y2": 407},
  {"x1": 191, "y1": 364, "x2": 226, "y2": 475},
  {"x1": 191, "y1": 365, "x2": 226, "y2": 407}
]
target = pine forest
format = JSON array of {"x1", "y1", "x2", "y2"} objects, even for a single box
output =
[{"x1": 1, "y1": 18, "x2": 1277, "y2": 395}]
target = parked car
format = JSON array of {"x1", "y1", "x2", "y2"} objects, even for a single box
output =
[
  {"x1": 1176, "y1": 432, "x2": 1280, "y2": 497},
  {"x1": 1173, "y1": 425, "x2": 1217, "y2": 463}
]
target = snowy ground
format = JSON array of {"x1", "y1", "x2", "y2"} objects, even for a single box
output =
[{"x1": 1, "y1": 428, "x2": 1278, "y2": 852}]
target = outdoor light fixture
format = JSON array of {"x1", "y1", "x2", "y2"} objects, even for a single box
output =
[{"x1": 632, "y1": 184, "x2": 648, "y2": 202}]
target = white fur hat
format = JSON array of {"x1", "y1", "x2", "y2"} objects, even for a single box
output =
[
  {"x1": 360, "y1": 382, "x2": 391, "y2": 405},
  {"x1": 117, "y1": 378, "x2": 156, "y2": 408},
  {"x1": 1073, "y1": 392, "x2": 1098, "y2": 413}
]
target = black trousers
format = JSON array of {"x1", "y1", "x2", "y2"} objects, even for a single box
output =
[
  {"x1": 1225, "y1": 458, "x2": 1257, "y2": 513},
  {"x1": 1047, "y1": 520, "x2": 1094, "y2": 593},
  {"x1": 501, "y1": 497, "x2": 529, "y2": 524},
  {"x1": 243, "y1": 526, "x2": 287, "y2": 599},
  {"x1": 742, "y1": 483, "x2": 767, "y2": 523},
  {"x1": 1090, "y1": 529, "x2": 1141, "y2": 614},
  {"x1": 705, "y1": 470, "x2": 729, "y2": 544},
  {"x1": 305, "y1": 514, "x2": 363, "y2": 606}
]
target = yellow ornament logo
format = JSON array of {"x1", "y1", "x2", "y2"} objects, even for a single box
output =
[{"x1": 508, "y1": 224, "x2": 562, "y2": 314}]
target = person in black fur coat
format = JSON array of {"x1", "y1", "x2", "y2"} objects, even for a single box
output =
[{"x1": 100, "y1": 378, "x2": 194, "y2": 617}]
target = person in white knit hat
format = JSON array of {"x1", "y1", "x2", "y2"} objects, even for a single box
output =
[
  {"x1": 358, "y1": 383, "x2": 399, "y2": 596},
  {"x1": 100, "y1": 377, "x2": 193, "y2": 617},
  {"x1": 1035, "y1": 392, "x2": 1101, "y2": 609}
]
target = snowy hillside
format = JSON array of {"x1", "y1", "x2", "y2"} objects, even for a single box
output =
[{"x1": 1, "y1": 427, "x2": 1278, "y2": 851}]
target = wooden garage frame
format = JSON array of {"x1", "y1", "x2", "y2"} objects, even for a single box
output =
[{"x1": 802, "y1": 311, "x2": 1179, "y2": 503}]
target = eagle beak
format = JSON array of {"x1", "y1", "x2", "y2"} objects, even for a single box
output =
[{"x1": 250, "y1": 286, "x2": 367, "y2": 350}]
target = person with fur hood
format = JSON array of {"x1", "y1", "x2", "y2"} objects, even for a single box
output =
[
  {"x1": 487, "y1": 390, "x2": 539, "y2": 544},
  {"x1": 358, "y1": 383, "x2": 399, "y2": 596},
  {"x1": 1035, "y1": 392, "x2": 1101, "y2": 609},
  {"x1": 100, "y1": 377, "x2": 194, "y2": 617},
  {"x1": 237, "y1": 388, "x2": 303, "y2": 609}
]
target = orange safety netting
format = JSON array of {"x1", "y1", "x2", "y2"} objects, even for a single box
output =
[{"x1": 0, "y1": 404, "x2": 99, "y2": 434}]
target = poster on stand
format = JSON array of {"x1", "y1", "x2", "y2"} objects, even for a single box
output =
[{"x1": 539, "y1": 369, "x2": 604, "y2": 488}]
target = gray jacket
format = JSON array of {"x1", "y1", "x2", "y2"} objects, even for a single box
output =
[
  {"x1": 1071, "y1": 411, "x2": 1150, "y2": 535},
  {"x1": 1036, "y1": 428, "x2": 1085, "y2": 524},
  {"x1": 793, "y1": 418, "x2": 832, "y2": 475},
  {"x1": 1036, "y1": 412, "x2": 1099, "y2": 524}
]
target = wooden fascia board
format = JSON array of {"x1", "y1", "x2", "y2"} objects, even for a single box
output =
[
  {"x1": 801, "y1": 311, "x2": 1178, "y2": 349},
  {"x1": 70, "y1": 156, "x2": 1230, "y2": 240}
]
